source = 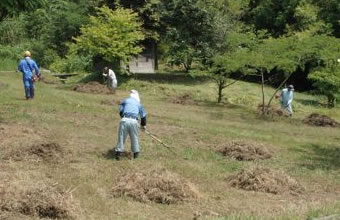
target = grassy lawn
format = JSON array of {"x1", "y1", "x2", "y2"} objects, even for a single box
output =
[{"x1": 0, "y1": 70, "x2": 339, "y2": 220}]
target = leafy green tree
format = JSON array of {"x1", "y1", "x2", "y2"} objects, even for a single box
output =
[
  {"x1": 208, "y1": 50, "x2": 254, "y2": 103},
  {"x1": 253, "y1": 37, "x2": 302, "y2": 110},
  {"x1": 159, "y1": 0, "x2": 214, "y2": 72},
  {"x1": 204, "y1": 30, "x2": 260, "y2": 103},
  {"x1": 195, "y1": 0, "x2": 260, "y2": 103},
  {"x1": 73, "y1": 6, "x2": 145, "y2": 64},
  {"x1": 309, "y1": 68, "x2": 340, "y2": 107},
  {"x1": 249, "y1": 35, "x2": 340, "y2": 112},
  {"x1": 305, "y1": 36, "x2": 340, "y2": 107},
  {"x1": 50, "y1": 43, "x2": 93, "y2": 73}
]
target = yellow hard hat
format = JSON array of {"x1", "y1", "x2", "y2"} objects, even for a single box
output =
[{"x1": 24, "y1": 51, "x2": 31, "y2": 57}]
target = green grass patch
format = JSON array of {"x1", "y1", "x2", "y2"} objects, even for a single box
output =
[
  {"x1": 0, "y1": 71, "x2": 339, "y2": 219},
  {"x1": 0, "y1": 58, "x2": 17, "y2": 71}
]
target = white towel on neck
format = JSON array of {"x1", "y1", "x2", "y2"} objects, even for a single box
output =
[{"x1": 130, "y1": 90, "x2": 140, "y2": 102}]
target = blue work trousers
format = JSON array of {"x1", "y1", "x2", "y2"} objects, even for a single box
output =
[
  {"x1": 23, "y1": 78, "x2": 34, "y2": 99},
  {"x1": 115, "y1": 118, "x2": 140, "y2": 153}
]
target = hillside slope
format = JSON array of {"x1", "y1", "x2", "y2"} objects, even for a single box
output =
[{"x1": 0, "y1": 71, "x2": 339, "y2": 220}]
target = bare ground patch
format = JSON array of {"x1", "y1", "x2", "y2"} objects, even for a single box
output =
[
  {"x1": 39, "y1": 75, "x2": 59, "y2": 85},
  {"x1": 257, "y1": 104, "x2": 286, "y2": 117},
  {"x1": 100, "y1": 99, "x2": 120, "y2": 106},
  {"x1": 4, "y1": 142, "x2": 66, "y2": 163},
  {"x1": 169, "y1": 93, "x2": 196, "y2": 105},
  {"x1": 0, "y1": 123, "x2": 43, "y2": 148},
  {"x1": 0, "y1": 179, "x2": 80, "y2": 219},
  {"x1": 228, "y1": 166, "x2": 304, "y2": 195},
  {"x1": 0, "y1": 124, "x2": 69, "y2": 163},
  {"x1": 73, "y1": 82, "x2": 113, "y2": 95},
  {"x1": 303, "y1": 113, "x2": 340, "y2": 127},
  {"x1": 112, "y1": 167, "x2": 200, "y2": 204},
  {"x1": 219, "y1": 140, "x2": 273, "y2": 161}
]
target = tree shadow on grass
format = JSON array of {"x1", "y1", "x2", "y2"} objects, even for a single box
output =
[
  {"x1": 132, "y1": 73, "x2": 209, "y2": 86},
  {"x1": 102, "y1": 149, "x2": 133, "y2": 160},
  {"x1": 295, "y1": 98, "x2": 321, "y2": 107},
  {"x1": 291, "y1": 143, "x2": 340, "y2": 170}
]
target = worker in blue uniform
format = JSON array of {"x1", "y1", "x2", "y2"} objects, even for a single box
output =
[{"x1": 17, "y1": 51, "x2": 40, "y2": 100}]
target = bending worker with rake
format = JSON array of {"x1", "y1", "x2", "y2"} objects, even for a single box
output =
[
  {"x1": 114, "y1": 90, "x2": 147, "y2": 160},
  {"x1": 279, "y1": 85, "x2": 294, "y2": 116}
]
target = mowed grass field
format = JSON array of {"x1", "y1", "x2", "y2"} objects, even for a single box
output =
[{"x1": 0, "y1": 70, "x2": 339, "y2": 220}]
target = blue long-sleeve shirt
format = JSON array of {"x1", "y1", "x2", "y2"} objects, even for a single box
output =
[
  {"x1": 18, "y1": 58, "x2": 40, "y2": 80},
  {"x1": 280, "y1": 88, "x2": 293, "y2": 106},
  {"x1": 119, "y1": 97, "x2": 147, "y2": 120}
]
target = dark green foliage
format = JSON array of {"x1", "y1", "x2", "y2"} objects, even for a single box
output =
[
  {"x1": 0, "y1": 16, "x2": 25, "y2": 45},
  {"x1": 118, "y1": 0, "x2": 161, "y2": 40},
  {"x1": 159, "y1": 0, "x2": 214, "y2": 72},
  {"x1": 24, "y1": 0, "x2": 91, "y2": 58},
  {"x1": 312, "y1": 0, "x2": 340, "y2": 37},
  {"x1": 0, "y1": 0, "x2": 339, "y2": 100},
  {"x1": 0, "y1": 0, "x2": 46, "y2": 21},
  {"x1": 7, "y1": 0, "x2": 98, "y2": 68},
  {"x1": 244, "y1": 0, "x2": 300, "y2": 37}
]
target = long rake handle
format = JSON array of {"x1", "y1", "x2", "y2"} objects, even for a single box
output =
[
  {"x1": 144, "y1": 129, "x2": 178, "y2": 155},
  {"x1": 144, "y1": 129, "x2": 170, "y2": 148}
]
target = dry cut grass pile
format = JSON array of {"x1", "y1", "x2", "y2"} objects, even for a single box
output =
[
  {"x1": 303, "y1": 113, "x2": 340, "y2": 127},
  {"x1": 169, "y1": 93, "x2": 196, "y2": 105},
  {"x1": 228, "y1": 166, "x2": 304, "y2": 195},
  {"x1": 73, "y1": 82, "x2": 113, "y2": 94},
  {"x1": 112, "y1": 167, "x2": 200, "y2": 204},
  {"x1": 0, "y1": 171, "x2": 79, "y2": 219},
  {"x1": 257, "y1": 104, "x2": 285, "y2": 117},
  {"x1": 4, "y1": 142, "x2": 65, "y2": 163},
  {"x1": 219, "y1": 140, "x2": 272, "y2": 161}
]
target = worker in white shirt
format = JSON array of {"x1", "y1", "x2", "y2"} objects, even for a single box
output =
[{"x1": 103, "y1": 67, "x2": 117, "y2": 92}]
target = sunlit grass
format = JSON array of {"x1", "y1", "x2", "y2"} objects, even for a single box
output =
[{"x1": 0, "y1": 70, "x2": 339, "y2": 219}]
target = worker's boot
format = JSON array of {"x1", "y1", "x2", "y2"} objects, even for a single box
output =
[
  {"x1": 30, "y1": 88, "x2": 34, "y2": 99},
  {"x1": 115, "y1": 151, "x2": 122, "y2": 161},
  {"x1": 133, "y1": 152, "x2": 139, "y2": 159}
]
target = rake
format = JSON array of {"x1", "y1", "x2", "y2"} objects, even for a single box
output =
[{"x1": 143, "y1": 128, "x2": 176, "y2": 154}]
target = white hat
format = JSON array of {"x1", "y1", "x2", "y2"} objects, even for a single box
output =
[{"x1": 130, "y1": 90, "x2": 140, "y2": 102}]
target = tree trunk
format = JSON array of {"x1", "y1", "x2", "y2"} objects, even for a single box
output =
[
  {"x1": 154, "y1": 42, "x2": 158, "y2": 71},
  {"x1": 183, "y1": 59, "x2": 192, "y2": 73},
  {"x1": 267, "y1": 57, "x2": 301, "y2": 110},
  {"x1": 267, "y1": 71, "x2": 294, "y2": 108},
  {"x1": 261, "y1": 71, "x2": 265, "y2": 114},
  {"x1": 327, "y1": 94, "x2": 336, "y2": 108},
  {"x1": 217, "y1": 81, "x2": 224, "y2": 103}
]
